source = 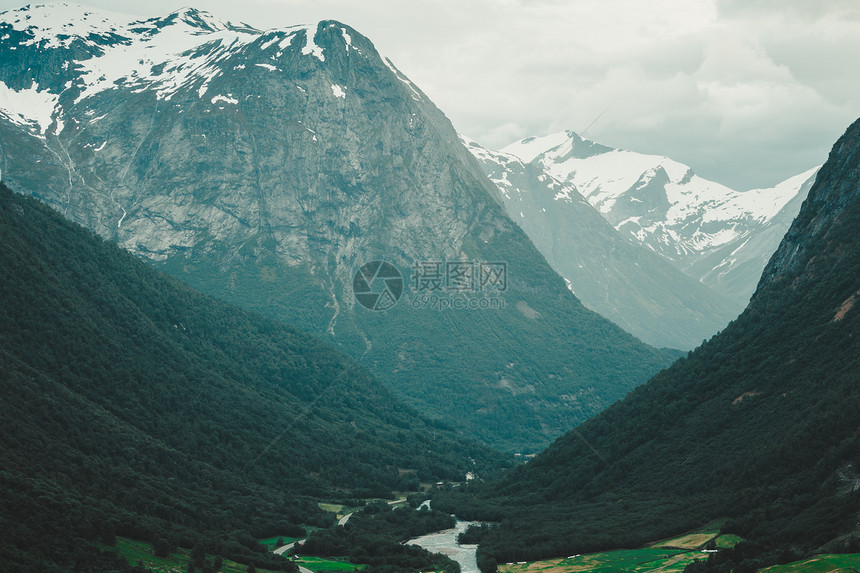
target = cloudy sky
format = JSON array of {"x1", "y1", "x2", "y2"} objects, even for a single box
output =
[{"x1": 2, "y1": 0, "x2": 858, "y2": 189}]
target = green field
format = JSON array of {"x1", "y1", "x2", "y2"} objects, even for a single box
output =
[
  {"x1": 499, "y1": 523, "x2": 746, "y2": 573},
  {"x1": 651, "y1": 533, "x2": 717, "y2": 549},
  {"x1": 296, "y1": 555, "x2": 366, "y2": 572},
  {"x1": 99, "y1": 537, "x2": 284, "y2": 573},
  {"x1": 259, "y1": 535, "x2": 302, "y2": 549},
  {"x1": 499, "y1": 548, "x2": 708, "y2": 573},
  {"x1": 648, "y1": 520, "x2": 742, "y2": 551},
  {"x1": 759, "y1": 553, "x2": 860, "y2": 572},
  {"x1": 317, "y1": 498, "x2": 408, "y2": 518},
  {"x1": 651, "y1": 532, "x2": 742, "y2": 550},
  {"x1": 714, "y1": 534, "x2": 743, "y2": 548},
  {"x1": 318, "y1": 503, "x2": 347, "y2": 515}
]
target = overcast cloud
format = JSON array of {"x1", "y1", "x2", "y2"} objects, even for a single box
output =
[{"x1": 2, "y1": 0, "x2": 858, "y2": 189}]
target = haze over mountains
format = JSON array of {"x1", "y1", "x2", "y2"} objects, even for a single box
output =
[
  {"x1": 0, "y1": 3, "x2": 677, "y2": 453},
  {"x1": 464, "y1": 136, "x2": 736, "y2": 349},
  {"x1": 467, "y1": 131, "x2": 820, "y2": 349}
]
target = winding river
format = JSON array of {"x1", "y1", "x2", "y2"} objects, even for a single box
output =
[{"x1": 407, "y1": 519, "x2": 480, "y2": 573}]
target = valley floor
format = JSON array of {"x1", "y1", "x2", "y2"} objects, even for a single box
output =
[{"x1": 499, "y1": 547, "x2": 710, "y2": 573}]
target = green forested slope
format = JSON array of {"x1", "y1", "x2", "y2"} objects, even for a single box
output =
[
  {"x1": 0, "y1": 185, "x2": 503, "y2": 572},
  {"x1": 437, "y1": 120, "x2": 860, "y2": 572}
]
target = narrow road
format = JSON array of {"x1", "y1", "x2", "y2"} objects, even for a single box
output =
[
  {"x1": 273, "y1": 540, "x2": 303, "y2": 556},
  {"x1": 338, "y1": 498, "x2": 405, "y2": 526}
]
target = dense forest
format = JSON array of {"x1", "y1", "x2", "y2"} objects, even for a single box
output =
[
  {"x1": 0, "y1": 184, "x2": 507, "y2": 571},
  {"x1": 435, "y1": 119, "x2": 860, "y2": 572}
]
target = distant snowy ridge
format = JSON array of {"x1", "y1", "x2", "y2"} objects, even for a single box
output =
[
  {"x1": 497, "y1": 130, "x2": 820, "y2": 310},
  {"x1": 502, "y1": 130, "x2": 820, "y2": 263}
]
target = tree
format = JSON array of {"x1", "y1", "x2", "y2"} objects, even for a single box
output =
[
  {"x1": 153, "y1": 538, "x2": 171, "y2": 558},
  {"x1": 99, "y1": 521, "x2": 117, "y2": 546},
  {"x1": 191, "y1": 543, "x2": 207, "y2": 567}
]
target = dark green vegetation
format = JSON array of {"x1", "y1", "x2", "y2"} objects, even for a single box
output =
[
  {"x1": 436, "y1": 119, "x2": 860, "y2": 572},
  {"x1": 458, "y1": 524, "x2": 493, "y2": 545},
  {"x1": 100, "y1": 537, "x2": 290, "y2": 573},
  {"x1": 0, "y1": 11, "x2": 679, "y2": 452},
  {"x1": 298, "y1": 503, "x2": 460, "y2": 573},
  {"x1": 0, "y1": 185, "x2": 504, "y2": 572}
]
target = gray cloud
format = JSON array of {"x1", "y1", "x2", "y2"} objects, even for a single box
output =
[
  {"x1": 715, "y1": 0, "x2": 860, "y2": 20},
  {"x1": 0, "y1": 0, "x2": 857, "y2": 189}
]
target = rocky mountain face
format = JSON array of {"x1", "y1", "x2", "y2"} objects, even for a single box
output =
[
  {"x1": 0, "y1": 4, "x2": 678, "y2": 452},
  {"x1": 442, "y1": 118, "x2": 860, "y2": 570},
  {"x1": 463, "y1": 136, "x2": 738, "y2": 349},
  {"x1": 756, "y1": 122, "x2": 860, "y2": 294},
  {"x1": 501, "y1": 130, "x2": 820, "y2": 315}
]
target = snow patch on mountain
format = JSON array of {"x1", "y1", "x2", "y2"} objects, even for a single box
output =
[
  {"x1": 0, "y1": 80, "x2": 60, "y2": 135},
  {"x1": 341, "y1": 28, "x2": 352, "y2": 50},
  {"x1": 383, "y1": 57, "x2": 423, "y2": 102},
  {"x1": 504, "y1": 132, "x2": 571, "y2": 163},
  {"x1": 211, "y1": 94, "x2": 238, "y2": 105},
  {"x1": 3, "y1": 2, "x2": 131, "y2": 49},
  {"x1": 299, "y1": 23, "x2": 324, "y2": 61}
]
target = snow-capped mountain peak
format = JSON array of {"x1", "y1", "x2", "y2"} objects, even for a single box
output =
[
  {"x1": 2, "y1": 3, "x2": 132, "y2": 48},
  {"x1": 168, "y1": 7, "x2": 237, "y2": 32},
  {"x1": 0, "y1": 4, "x2": 363, "y2": 138},
  {"x1": 502, "y1": 129, "x2": 820, "y2": 262},
  {"x1": 504, "y1": 131, "x2": 573, "y2": 163}
]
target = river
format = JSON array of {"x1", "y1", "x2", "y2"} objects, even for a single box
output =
[{"x1": 407, "y1": 519, "x2": 480, "y2": 573}]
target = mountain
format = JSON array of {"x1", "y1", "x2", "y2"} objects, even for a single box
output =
[
  {"x1": 0, "y1": 3, "x2": 678, "y2": 452},
  {"x1": 439, "y1": 119, "x2": 860, "y2": 571},
  {"x1": 503, "y1": 130, "x2": 821, "y2": 315},
  {"x1": 463, "y1": 136, "x2": 738, "y2": 350},
  {"x1": 0, "y1": 182, "x2": 506, "y2": 572}
]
